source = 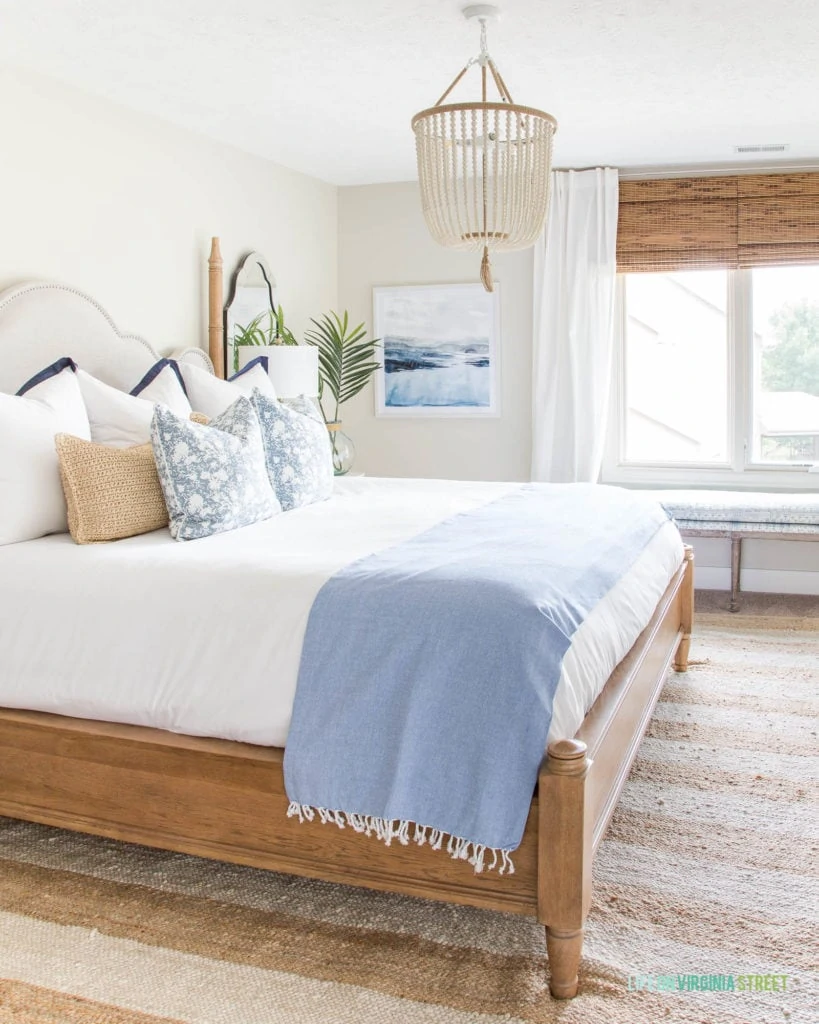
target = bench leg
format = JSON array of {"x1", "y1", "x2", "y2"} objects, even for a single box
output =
[{"x1": 730, "y1": 538, "x2": 742, "y2": 613}]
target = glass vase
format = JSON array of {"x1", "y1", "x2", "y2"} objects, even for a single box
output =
[{"x1": 327, "y1": 421, "x2": 355, "y2": 476}]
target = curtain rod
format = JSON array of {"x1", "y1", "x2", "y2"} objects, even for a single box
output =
[{"x1": 614, "y1": 161, "x2": 819, "y2": 181}]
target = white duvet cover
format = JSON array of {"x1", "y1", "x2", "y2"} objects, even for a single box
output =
[{"x1": 0, "y1": 477, "x2": 684, "y2": 746}]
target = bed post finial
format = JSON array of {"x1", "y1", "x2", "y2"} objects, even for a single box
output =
[
  {"x1": 208, "y1": 237, "x2": 225, "y2": 379},
  {"x1": 546, "y1": 738, "x2": 588, "y2": 772}
]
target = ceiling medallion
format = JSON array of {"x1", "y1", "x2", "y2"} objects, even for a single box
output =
[{"x1": 412, "y1": 4, "x2": 558, "y2": 291}]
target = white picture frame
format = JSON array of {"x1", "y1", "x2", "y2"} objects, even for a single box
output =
[{"x1": 373, "y1": 283, "x2": 501, "y2": 417}]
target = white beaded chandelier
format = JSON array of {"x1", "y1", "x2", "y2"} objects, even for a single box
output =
[{"x1": 412, "y1": 4, "x2": 557, "y2": 291}]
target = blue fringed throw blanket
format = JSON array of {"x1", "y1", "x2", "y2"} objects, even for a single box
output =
[{"x1": 284, "y1": 484, "x2": 670, "y2": 873}]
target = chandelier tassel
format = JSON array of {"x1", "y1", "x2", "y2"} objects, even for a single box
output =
[{"x1": 480, "y1": 245, "x2": 494, "y2": 293}]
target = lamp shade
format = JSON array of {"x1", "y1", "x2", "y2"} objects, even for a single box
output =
[{"x1": 238, "y1": 345, "x2": 319, "y2": 398}]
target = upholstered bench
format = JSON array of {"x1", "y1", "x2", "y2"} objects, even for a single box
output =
[{"x1": 651, "y1": 491, "x2": 819, "y2": 611}]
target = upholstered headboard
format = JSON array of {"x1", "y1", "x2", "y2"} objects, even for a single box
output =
[{"x1": 0, "y1": 282, "x2": 213, "y2": 394}]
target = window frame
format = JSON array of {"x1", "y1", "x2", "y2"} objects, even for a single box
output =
[{"x1": 601, "y1": 268, "x2": 819, "y2": 491}]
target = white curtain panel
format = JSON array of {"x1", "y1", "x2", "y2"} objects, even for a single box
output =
[{"x1": 531, "y1": 168, "x2": 619, "y2": 483}]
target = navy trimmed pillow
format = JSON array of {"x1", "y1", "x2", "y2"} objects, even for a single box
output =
[
  {"x1": 15, "y1": 356, "x2": 78, "y2": 396},
  {"x1": 179, "y1": 356, "x2": 276, "y2": 419},
  {"x1": 78, "y1": 365, "x2": 191, "y2": 449},
  {"x1": 2, "y1": 356, "x2": 90, "y2": 544},
  {"x1": 130, "y1": 358, "x2": 190, "y2": 415},
  {"x1": 230, "y1": 355, "x2": 269, "y2": 381}
]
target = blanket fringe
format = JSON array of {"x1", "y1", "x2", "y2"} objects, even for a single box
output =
[{"x1": 286, "y1": 802, "x2": 514, "y2": 875}]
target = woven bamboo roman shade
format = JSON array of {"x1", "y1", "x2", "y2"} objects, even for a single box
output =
[
  {"x1": 617, "y1": 177, "x2": 738, "y2": 272},
  {"x1": 737, "y1": 173, "x2": 819, "y2": 267},
  {"x1": 617, "y1": 172, "x2": 819, "y2": 272}
]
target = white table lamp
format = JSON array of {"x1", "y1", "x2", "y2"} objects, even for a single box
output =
[
  {"x1": 267, "y1": 346, "x2": 319, "y2": 398},
  {"x1": 238, "y1": 345, "x2": 319, "y2": 398}
]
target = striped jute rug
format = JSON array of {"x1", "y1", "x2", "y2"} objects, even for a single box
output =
[{"x1": 0, "y1": 617, "x2": 816, "y2": 1024}]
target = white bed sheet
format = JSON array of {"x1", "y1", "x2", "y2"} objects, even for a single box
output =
[{"x1": 0, "y1": 477, "x2": 684, "y2": 746}]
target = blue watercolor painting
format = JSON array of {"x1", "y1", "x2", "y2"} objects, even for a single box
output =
[{"x1": 375, "y1": 285, "x2": 498, "y2": 415}]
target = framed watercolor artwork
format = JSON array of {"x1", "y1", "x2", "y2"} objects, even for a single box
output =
[{"x1": 373, "y1": 283, "x2": 500, "y2": 417}]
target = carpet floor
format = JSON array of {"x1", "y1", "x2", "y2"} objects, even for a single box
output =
[{"x1": 0, "y1": 617, "x2": 816, "y2": 1024}]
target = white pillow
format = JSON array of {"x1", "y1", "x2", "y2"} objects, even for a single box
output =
[
  {"x1": 179, "y1": 356, "x2": 277, "y2": 419},
  {"x1": 0, "y1": 357, "x2": 91, "y2": 545},
  {"x1": 77, "y1": 369, "x2": 157, "y2": 448},
  {"x1": 130, "y1": 358, "x2": 192, "y2": 416},
  {"x1": 79, "y1": 360, "x2": 193, "y2": 447}
]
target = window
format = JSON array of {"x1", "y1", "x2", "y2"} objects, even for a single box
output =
[
  {"x1": 623, "y1": 271, "x2": 729, "y2": 465},
  {"x1": 751, "y1": 265, "x2": 819, "y2": 465},
  {"x1": 605, "y1": 264, "x2": 819, "y2": 486}
]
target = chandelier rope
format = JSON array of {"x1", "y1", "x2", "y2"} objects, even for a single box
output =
[{"x1": 412, "y1": 8, "x2": 557, "y2": 291}]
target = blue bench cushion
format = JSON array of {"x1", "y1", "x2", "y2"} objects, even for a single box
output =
[
  {"x1": 651, "y1": 490, "x2": 819, "y2": 529},
  {"x1": 673, "y1": 519, "x2": 819, "y2": 535}
]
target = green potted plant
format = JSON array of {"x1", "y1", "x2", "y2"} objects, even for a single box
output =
[
  {"x1": 232, "y1": 306, "x2": 298, "y2": 374},
  {"x1": 305, "y1": 312, "x2": 380, "y2": 475}
]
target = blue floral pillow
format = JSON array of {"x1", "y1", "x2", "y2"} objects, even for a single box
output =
[
  {"x1": 151, "y1": 396, "x2": 281, "y2": 540},
  {"x1": 280, "y1": 395, "x2": 325, "y2": 424},
  {"x1": 251, "y1": 390, "x2": 333, "y2": 511}
]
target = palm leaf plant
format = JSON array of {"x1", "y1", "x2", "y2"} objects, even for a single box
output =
[
  {"x1": 305, "y1": 312, "x2": 380, "y2": 474},
  {"x1": 305, "y1": 311, "x2": 380, "y2": 424}
]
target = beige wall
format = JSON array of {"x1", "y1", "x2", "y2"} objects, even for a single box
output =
[
  {"x1": 0, "y1": 65, "x2": 337, "y2": 358},
  {"x1": 338, "y1": 182, "x2": 533, "y2": 481}
]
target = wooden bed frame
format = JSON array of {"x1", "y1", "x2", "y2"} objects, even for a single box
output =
[
  {"x1": 0, "y1": 260, "x2": 695, "y2": 1000},
  {"x1": 0, "y1": 552, "x2": 694, "y2": 998}
]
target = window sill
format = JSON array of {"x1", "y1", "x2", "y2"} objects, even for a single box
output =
[{"x1": 601, "y1": 463, "x2": 819, "y2": 492}]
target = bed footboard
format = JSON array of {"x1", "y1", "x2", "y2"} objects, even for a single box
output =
[{"x1": 536, "y1": 546, "x2": 692, "y2": 997}]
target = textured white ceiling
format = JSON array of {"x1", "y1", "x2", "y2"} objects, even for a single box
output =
[{"x1": 1, "y1": 0, "x2": 818, "y2": 185}]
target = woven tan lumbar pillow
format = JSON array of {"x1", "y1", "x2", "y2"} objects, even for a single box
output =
[{"x1": 55, "y1": 433, "x2": 169, "y2": 544}]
